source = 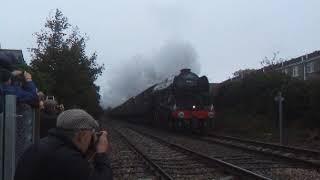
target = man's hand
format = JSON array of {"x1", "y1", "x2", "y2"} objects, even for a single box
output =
[
  {"x1": 96, "y1": 131, "x2": 109, "y2": 153},
  {"x1": 24, "y1": 71, "x2": 32, "y2": 82},
  {"x1": 12, "y1": 70, "x2": 23, "y2": 76}
]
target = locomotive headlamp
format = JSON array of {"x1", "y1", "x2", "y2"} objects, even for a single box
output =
[
  {"x1": 192, "y1": 105, "x2": 196, "y2": 109},
  {"x1": 178, "y1": 111, "x2": 184, "y2": 118}
]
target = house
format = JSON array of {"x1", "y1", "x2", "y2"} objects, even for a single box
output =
[
  {"x1": 265, "y1": 50, "x2": 320, "y2": 80},
  {"x1": 209, "y1": 83, "x2": 221, "y2": 97},
  {"x1": 0, "y1": 49, "x2": 26, "y2": 64}
]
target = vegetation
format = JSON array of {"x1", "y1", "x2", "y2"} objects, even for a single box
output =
[
  {"x1": 214, "y1": 71, "x2": 320, "y2": 136},
  {"x1": 30, "y1": 9, "x2": 104, "y2": 116},
  {"x1": 260, "y1": 51, "x2": 285, "y2": 67},
  {"x1": 232, "y1": 69, "x2": 256, "y2": 78}
]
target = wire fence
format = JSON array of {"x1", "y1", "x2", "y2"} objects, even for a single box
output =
[
  {"x1": 0, "y1": 95, "x2": 39, "y2": 180},
  {"x1": 15, "y1": 103, "x2": 35, "y2": 164}
]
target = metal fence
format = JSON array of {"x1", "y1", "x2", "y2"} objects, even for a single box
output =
[{"x1": 0, "y1": 95, "x2": 39, "y2": 180}]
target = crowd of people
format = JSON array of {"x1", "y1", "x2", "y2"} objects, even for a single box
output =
[
  {"x1": 1, "y1": 55, "x2": 113, "y2": 179},
  {"x1": 0, "y1": 67, "x2": 64, "y2": 137}
]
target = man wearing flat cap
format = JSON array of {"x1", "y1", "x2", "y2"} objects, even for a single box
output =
[{"x1": 15, "y1": 109, "x2": 113, "y2": 180}]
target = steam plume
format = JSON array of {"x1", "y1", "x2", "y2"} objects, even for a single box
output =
[{"x1": 101, "y1": 41, "x2": 200, "y2": 108}]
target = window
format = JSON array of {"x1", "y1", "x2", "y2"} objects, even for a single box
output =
[
  {"x1": 306, "y1": 62, "x2": 315, "y2": 73},
  {"x1": 282, "y1": 68, "x2": 289, "y2": 75},
  {"x1": 292, "y1": 66, "x2": 299, "y2": 77}
]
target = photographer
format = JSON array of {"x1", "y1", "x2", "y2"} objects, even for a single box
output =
[
  {"x1": 0, "y1": 69, "x2": 38, "y2": 104},
  {"x1": 37, "y1": 91, "x2": 46, "y2": 110},
  {"x1": 15, "y1": 109, "x2": 113, "y2": 180},
  {"x1": 40, "y1": 99, "x2": 59, "y2": 138}
]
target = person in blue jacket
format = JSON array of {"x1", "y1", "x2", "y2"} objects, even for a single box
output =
[{"x1": 0, "y1": 69, "x2": 38, "y2": 104}]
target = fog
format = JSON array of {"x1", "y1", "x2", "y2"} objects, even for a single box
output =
[
  {"x1": 1, "y1": 1, "x2": 320, "y2": 108},
  {"x1": 101, "y1": 41, "x2": 200, "y2": 108}
]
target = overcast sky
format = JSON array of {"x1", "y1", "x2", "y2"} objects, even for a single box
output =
[{"x1": 1, "y1": 0, "x2": 320, "y2": 106}]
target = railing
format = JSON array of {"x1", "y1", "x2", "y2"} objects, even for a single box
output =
[{"x1": 0, "y1": 95, "x2": 39, "y2": 180}]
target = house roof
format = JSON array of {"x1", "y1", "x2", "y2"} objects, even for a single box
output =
[
  {"x1": 264, "y1": 50, "x2": 320, "y2": 71},
  {"x1": 283, "y1": 50, "x2": 320, "y2": 65},
  {"x1": 0, "y1": 49, "x2": 26, "y2": 64}
]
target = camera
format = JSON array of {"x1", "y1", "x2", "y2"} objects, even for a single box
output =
[
  {"x1": 95, "y1": 132, "x2": 103, "y2": 141},
  {"x1": 11, "y1": 70, "x2": 26, "y2": 85},
  {"x1": 46, "y1": 96, "x2": 55, "y2": 101},
  {"x1": 88, "y1": 131, "x2": 103, "y2": 152}
]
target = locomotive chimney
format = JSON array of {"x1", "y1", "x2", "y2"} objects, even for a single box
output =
[{"x1": 180, "y1": 69, "x2": 191, "y2": 73}]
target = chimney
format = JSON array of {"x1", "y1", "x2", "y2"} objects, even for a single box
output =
[{"x1": 180, "y1": 69, "x2": 191, "y2": 73}]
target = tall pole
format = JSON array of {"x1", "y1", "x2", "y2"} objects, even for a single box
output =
[
  {"x1": 279, "y1": 92, "x2": 283, "y2": 145},
  {"x1": 275, "y1": 92, "x2": 285, "y2": 145}
]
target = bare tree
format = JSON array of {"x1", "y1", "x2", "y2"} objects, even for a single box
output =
[
  {"x1": 233, "y1": 69, "x2": 256, "y2": 78},
  {"x1": 260, "y1": 51, "x2": 285, "y2": 67}
]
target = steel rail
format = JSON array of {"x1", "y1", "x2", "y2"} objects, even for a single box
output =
[
  {"x1": 114, "y1": 128, "x2": 174, "y2": 180},
  {"x1": 129, "y1": 127, "x2": 271, "y2": 180},
  {"x1": 202, "y1": 134, "x2": 320, "y2": 169},
  {"x1": 210, "y1": 133, "x2": 320, "y2": 157}
]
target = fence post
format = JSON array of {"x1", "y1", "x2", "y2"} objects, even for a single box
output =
[
  {"x1": 4, "y1": 95, "x2": 16, "y2": 180},
  {"x1": 0, "y1": 103, "x2": 4, "y2": 180},
  {"x1": 32, "y1": 108, "x2": 40, "y2": 145}
]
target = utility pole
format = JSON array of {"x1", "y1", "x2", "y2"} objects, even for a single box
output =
[{"x1": 274, "y1": 92, "x2": 286, "y2": 145}]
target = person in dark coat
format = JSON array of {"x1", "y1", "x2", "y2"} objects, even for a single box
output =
[
  {"x1": 14, "y1": 109, "x2": 113, "y2": 180},
  {"x1": 40, "y1": 99, "x2": 58, "y2": 138}
]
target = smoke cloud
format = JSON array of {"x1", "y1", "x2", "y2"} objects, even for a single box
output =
[{"x1": 101, "y1": 41, "x2": 200, "y2": 108}]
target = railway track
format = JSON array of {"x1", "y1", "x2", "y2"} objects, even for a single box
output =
[
  {"x1": 109, "y1": 128, "x2": 171, "y2": 179},
  {"x1": 115, "y1": 126, "x2": 270, "y2": 180},
  {"x1": 123, "y1": 124, "x2": 320, "y2": 179},
  {"x1": 205, "y1": 134, "x2": 320, "y2": 168}
]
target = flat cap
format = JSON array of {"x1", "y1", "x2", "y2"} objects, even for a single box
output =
[{"x1": 56, "y1": 109, "x2": 99, "y2": 130}]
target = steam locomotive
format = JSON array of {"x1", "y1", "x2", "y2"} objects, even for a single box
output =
[{"x1": 110, "y1": 69, "x2": 215, "y2": 133}]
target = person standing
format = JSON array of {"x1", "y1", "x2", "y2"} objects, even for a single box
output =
[
  {"x1": 15, "y1": 109, "x2": 113, "y2": 180},
  {"x1": 0, "y1": 69, "x2": 38, "y2": 104},
  {"x1": 39, "y1": 99, "x2": 58, "y2": 138}
]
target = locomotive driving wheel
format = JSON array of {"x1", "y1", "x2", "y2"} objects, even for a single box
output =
[
  {"x1": 187, "y1": 120, "x2": 192, "y2": 132},
  {"x1": 174, "y1": 119, "x2": 183, "y2": 131},
  {"x1": 167, "y1": 117, "x2": 174, "y2": 130},
  {"x1": 200, "y1": 121, "x2": 208, "y2": 135},
  {"x1": 153, "y1": 111, "x2": 159, "y2": 125}
]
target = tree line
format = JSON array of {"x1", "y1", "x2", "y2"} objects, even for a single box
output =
[{"x1": 214, "y1": 71, "x2": 320, "y2": 134}]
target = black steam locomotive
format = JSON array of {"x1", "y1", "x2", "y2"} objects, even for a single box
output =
[{"x1": 110, "y1": 69, "x2": 215, "y2": 133}]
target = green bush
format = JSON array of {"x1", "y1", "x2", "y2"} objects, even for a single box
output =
[{"x1": 214, "y1": 71, "x2": 320, "y2": 131}]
